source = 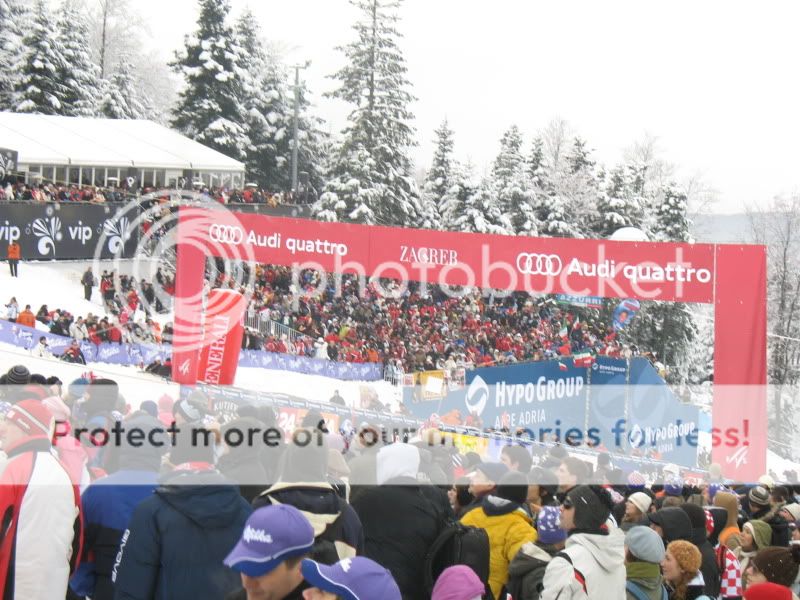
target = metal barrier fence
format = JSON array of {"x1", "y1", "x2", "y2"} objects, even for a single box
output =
[{"x1": 244, "y1": 310, "x2": 303, "y2": 344}]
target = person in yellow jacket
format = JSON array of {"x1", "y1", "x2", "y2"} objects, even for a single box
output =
[{"x1": 461, "y1": 471, "x2": 538, "y2": 599}]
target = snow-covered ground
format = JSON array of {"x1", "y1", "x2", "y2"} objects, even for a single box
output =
[{"x1": 0, "y1": 259, "x2": 399, "y2": 410}]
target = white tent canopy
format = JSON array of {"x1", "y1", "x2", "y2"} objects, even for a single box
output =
[{"x1": 0, "y1": 112, "x2": 244, "y2": 172}]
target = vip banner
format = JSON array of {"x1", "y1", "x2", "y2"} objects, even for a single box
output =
[{"x1": 0, "y1": 203, "x2": 140, "y2": 259}]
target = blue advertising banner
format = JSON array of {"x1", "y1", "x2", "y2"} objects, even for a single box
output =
[
  {"x1": 625, "y1": 357, "x2": 700, "y2": 466},
  {"x1": 0, "y1": 320, "x2": 383, "y2": 381},
  {"x1": 404, "y1": 356, "x2": 701, "y2": 467},
  {"x1": 587, "y1": 356, "x2": 628, "y2": 451},
  {"x1": 405, "y1": 360, "x2": 590, "y2": 440}
]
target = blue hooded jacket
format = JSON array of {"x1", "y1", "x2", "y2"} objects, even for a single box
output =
[{"x1": 112, "y1": 469, "x2": 251, "y2": 600}]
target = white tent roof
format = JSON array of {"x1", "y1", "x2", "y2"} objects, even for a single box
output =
[{"x1": 0, "y1": 112, "x2": 244, "y2": 172}]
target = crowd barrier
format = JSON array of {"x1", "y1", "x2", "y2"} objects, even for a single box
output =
[{"x1": 0, "y1": 320, "x2": 384, "y2": 381}]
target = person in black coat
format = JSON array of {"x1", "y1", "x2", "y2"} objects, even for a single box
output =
[
  {"x1": 648, "y1": 507, "x2": 693, "y2": 545},
  {"x1": 113, "y1": 425, "x2": 252, "y2": 600},
  {"x1": 351, "y1": 443, "x2": 452, "y2": 600},
  {"x1": 680, "y1": 503, "x2": 721, "y2": 598},
  {"x1": 218, "y1": 417, "x2": 271, "y2": 503}
]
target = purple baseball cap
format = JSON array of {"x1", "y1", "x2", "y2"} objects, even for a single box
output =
[
  {"x1": 224, "y1": 505, "x2": 314, "y2": 577},
  {"x1": 301, "y1": 557, "x2": 401, "y2": 600}
]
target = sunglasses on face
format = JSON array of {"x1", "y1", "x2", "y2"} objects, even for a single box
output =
[{"x1": 562, "y1": 498, "x2": 574, "y2": 509}]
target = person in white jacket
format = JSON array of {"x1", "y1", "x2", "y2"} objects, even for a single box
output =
[
  {"x1": 30, "y1": 336, "x2": 51, "y2": 359},
  {"x1": 540, "y1": 485, "x2": 626, "y2": 600},
  {"x1": 68, "y1": 317, "x2": 88, "y2": 341}
]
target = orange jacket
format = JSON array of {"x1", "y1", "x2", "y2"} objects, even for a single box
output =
[
  {"x1": 7, "y1": 243, "x2": 20, "y2": 260},
  {"x1": 16, "y1": 310, "x2": 35, "y2": 328}
]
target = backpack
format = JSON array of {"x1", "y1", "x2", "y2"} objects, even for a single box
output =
[
  {"x1": 626, "y1": 581, "x2": 667, "y2": 600},
  {"x1": 554, "y1": 552, "x2": 588, "y2": 596},
  {"x1": 424, "y1": 522, "x2": 491, "y2": 598}
]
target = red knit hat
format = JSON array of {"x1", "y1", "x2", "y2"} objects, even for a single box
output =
[
  {"x1": 5, "y1": 400, "x2": 54, "y2": 438},
  {"x1": 743, "y1": 582, "x2": 792, "y2": 600}
]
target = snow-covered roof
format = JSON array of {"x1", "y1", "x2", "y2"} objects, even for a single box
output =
[{"x1": 0, "y1": 112, "x2": 244, "y2": 172}]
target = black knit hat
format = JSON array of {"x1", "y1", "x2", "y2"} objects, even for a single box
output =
[
  {"x1": 566, "y1": 485, "x2": 614, "y2": 530},
  {"x1": 6, "y1": 365, "x2": 30, "y2": 386},
  {"x1": 752, "y1": 545, "x2": 800, "y2": 587},
  {"x1": 496, "y1": 471, "x2": 529, "y2": 505}
]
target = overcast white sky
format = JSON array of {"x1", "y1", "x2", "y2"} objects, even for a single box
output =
[{"x1": 136, "y1": 0, "x2": 799, "y2": 214}]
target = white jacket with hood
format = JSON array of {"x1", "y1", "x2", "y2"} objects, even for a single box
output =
[{"x1": 540, "y1": 528, "x2": 626, "y2": 600}]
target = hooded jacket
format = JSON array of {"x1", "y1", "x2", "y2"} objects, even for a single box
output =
[
  {"x1": 540, "y1": 528, "x2": 627, "y2": 600},
  {"x1": 507, "y1": 541, "x2": 559, "y2": 600},
  {"x1": 735, "y1": 520, "x2": 772, "y2": 590},
  {"x1": 714, "y1": 492, "x2": 742, "y2": 550},
  {"x1": 351, "y1": 476, "x2": 451, "y2": 600},
  {"x1": 650, "y1": 508, "x2": 692, "y2": 545},
  {"x1": 461, "y1": 495, "x2": 538, "y2": 600},
  {"x1": 112, "y1": 469, "x2": 251, "y2": 600},
  {"x1": 254, "y1": 482, "x2": 364, "y2": 560},
  {"x1": 625, "y1": 561, "x2": 665, "y2": 600}
]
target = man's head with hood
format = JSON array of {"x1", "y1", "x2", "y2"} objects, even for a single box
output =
[
  {"x1": 648, "y1": 507, "x2": 692, "y2": 546},
  {"x1": 104, "y1": 414, "x2": 166, "y2": 473},
  {"x1": 376, "y1": 443, "x2": 420, "y2": 485},
  {"x1": 714, "y1": 491, "x2": 741, "y2": 528},
  {"x1": 279, "y1": 428, "x2": 329, "y2": 483},
  {"x1": 680, "y1": 503, "x2": 711, "y2": 547}
]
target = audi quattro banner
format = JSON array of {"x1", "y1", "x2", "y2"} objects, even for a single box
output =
[
  {"x1": 0, "y1": 203, "x2": 140, "y2": 259},
  {"x1": 189, "y1": 209, "x2": 716, "y2": 302}
]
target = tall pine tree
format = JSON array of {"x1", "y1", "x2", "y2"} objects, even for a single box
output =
[
  {"x1": 99, "y1": 55, "x2": 147, "y2": 118},
  {"x1": 492, "y1": 125, "x2": 538, "y2": 235},
  {"x1": 316, "y1": 0, "x2": 421, "y2": 226},
  {"x1": 15, "y1": 0, "x2": 70, "y2": 114},
  {"x1": 591, "y1": 165, "x2": 644, "y2": 238},
  {"x1": 451, "y1": 180, "x2": 512, "y2": 235},
  {"x1": 418, "y1": 119, "x2": 455, "y2": 230},
  {"x1": 171, "y1": 0, "x2": 247, "y2": 160},
  {"x1": 58, "y1": 0, "x2": 101, "y2": 117}
]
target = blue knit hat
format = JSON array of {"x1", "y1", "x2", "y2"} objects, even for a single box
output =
[{"x1": 537, "y1": 505, "x2": 566, "y2": 545}]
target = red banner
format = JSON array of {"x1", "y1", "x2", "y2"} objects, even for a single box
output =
[
  {"x1": 174, "y1": 208, "x2": 768, "y2": 481},
  {"x1": 196, "y1": 289, "x2": 247, "y2": 386}
]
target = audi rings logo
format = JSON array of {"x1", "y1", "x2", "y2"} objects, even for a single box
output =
[
  {"x1": 516, "y1": 253, "x2": 563, "y2": 275},
  {"x1": 209, "y1": 224, "x2": 244, "y2": 244}
]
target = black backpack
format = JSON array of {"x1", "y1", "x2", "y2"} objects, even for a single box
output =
[{"x1": 424, "y1": 522, "x2": 492, "y2": 599}]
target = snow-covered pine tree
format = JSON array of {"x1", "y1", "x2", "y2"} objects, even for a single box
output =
[
  {"x1": 528, "y1": 136, "x2": 546, "y2": 190},
  {"x1": 99, "y1": 55, "x2": 147, "y2": 119},
  {"x1": 316, "y1": 0, "x2": 421, "y2": 226},
  {"x1": 417, "y1": 119, "x2": 455, "y2": 230},
  {"x1": 0, "y1": 0, "x2": 24, "y2": 109},
  {"x1": 653, "y1": 183, "x2": 692, "y2": 242},
  {"x1": 14, "y1": 0, "x2": 70, "y2": 114},
  {"x1": 492, "y1": 125, "x2": 538, "y2": 236},
  {"x1": 591, "y1": 165, "x2": 644, "y2": 238},
  {"x1": 171, "y1": 0, "x2": 247, "y2": 160},
  {"x1": 234, "y1": 10, "x2": 290, "y2": 188},
  {"x1": 627, "y1": 182, "x2": 696, "y2": 378},
  {"x1": 58, "y1": 0, "x2": 101, "y2": 117},
  {"x1": 562, "y1": 136, "x2": 600, "y2": 237},
  {"x1": 451, "y1": 180, "x2": 512, "y2": 235},
  {"x1": 535, "y1": 193, "x2": 581, "y2": 238},
  {"x1": 439, "y1": 161, "x2": 477, "y2": 231}
]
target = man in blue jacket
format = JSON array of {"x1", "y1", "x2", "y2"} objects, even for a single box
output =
[
  {"x1": 112, "y1": 423, "x2": 251, "y2": 600},
  {"x1": 69, "y1": 413, "x2": 164, "y2": 600}
]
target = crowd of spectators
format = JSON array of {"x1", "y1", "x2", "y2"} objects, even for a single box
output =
[
  {"x1": 0, "y1": 365, "x2": 798, "y2": 600},
  {"x1": 230, "y1": 263, "x2": 639, "y2": 375}
]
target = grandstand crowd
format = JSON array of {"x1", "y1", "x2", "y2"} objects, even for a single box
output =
[
  {"x1": 0, "y1": 366, "x2": 796, "y2": 600},
  {"x1": 231, "y1": 263, "x2": 640, "y2": 374}
]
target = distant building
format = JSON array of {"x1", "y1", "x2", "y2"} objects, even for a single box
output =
[{"x1": 0, "y1": 112, "x2": 244, "y2": 190}]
